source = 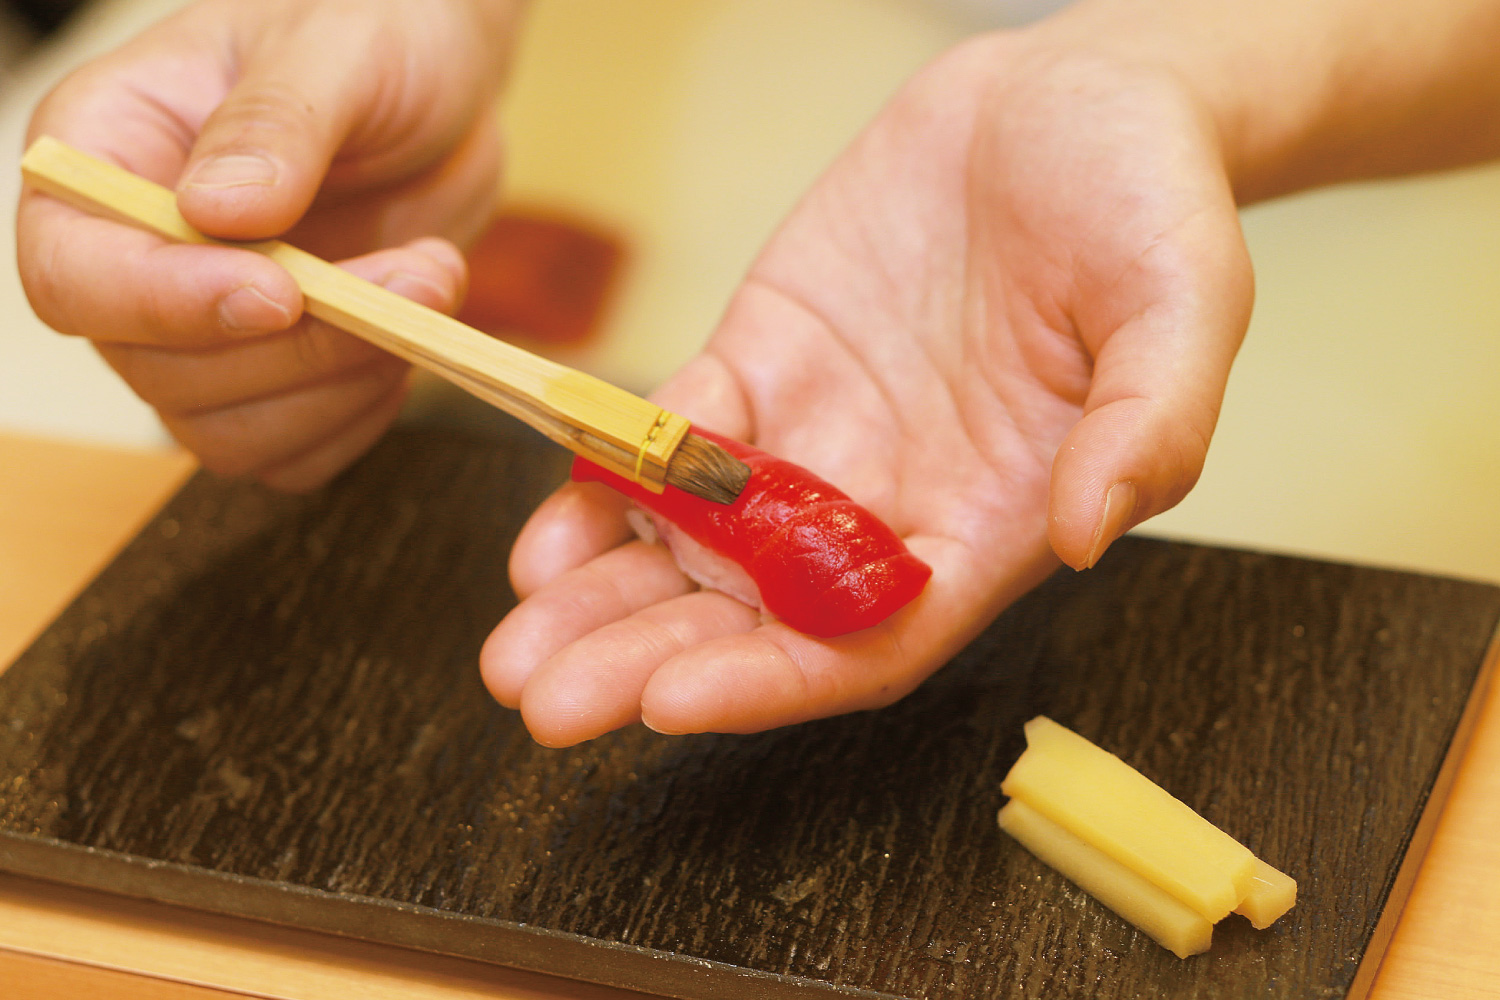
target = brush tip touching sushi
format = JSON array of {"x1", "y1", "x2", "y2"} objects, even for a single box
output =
[
  {"x1": 574, "y1": 429, "x2": 931, "y2": 638},
  {"x1": 664, "y1": 433, "x2": 753, "y2": 504}
]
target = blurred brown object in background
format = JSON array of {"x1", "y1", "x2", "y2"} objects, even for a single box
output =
[{"x1": 457, "y1": 211, "x2": 624, "y2": 345}]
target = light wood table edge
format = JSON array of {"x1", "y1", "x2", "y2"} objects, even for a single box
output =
[{"x1": 0, "y1": 431, "x2": 196, "y2": 672}]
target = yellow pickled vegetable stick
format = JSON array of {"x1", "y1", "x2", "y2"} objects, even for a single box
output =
[
  {"x1": 1001, "y1": 716, "x2": 1256, "y2": 922},
  {"x1": 998, "y1": 799, "x2": 1214, "y2": 959},
  {"x1": 999, "y1": 716, "x2": 1296, "y2": 957},
  {"x1": 1234, "y1": 857, "x2": 1298, "y2": 930}
]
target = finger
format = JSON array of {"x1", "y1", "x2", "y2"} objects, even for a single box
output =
[
  {"x1": 283, "y1": 116, "x2": 503, "y2": 262},
  {"x1": 154, "y1": 237, "x2": 465, "y2": 479},
  {"x1": 637, "y1": 532, "x2": 1056, "y2": 735},
  {"x1": 481, "y1": 541, "x2": 696, "y2": 708},
  {"x1": 97, "y1": 324, "x2": 382, "y2": 414},
  {"x1": 639, "y1": 623, "x2": 925, "y2": 737},
  {"x1": 172, "y1": 13, "x2": 383, "y2": 240},
  {"x1": 23, "y1": 11, "x2": 222, "y2": 185},
  {"x1": 507, "y1": 481, "x2": 636, "y2": 599},
  {"x1": 95, "y1": 238, "x2": 466, "y2": 412},
  {"x1": 256, "y1": 381, "x2": 410, "y2": 493},
  {"x1": 517, "y1": 592, "x2": 763, "y2": 748},
  {"x1": 18, "y1": 192, "x2": 302, "y2": 348},
  {"x1": 1048, "y1": 211, "x2": 1254, "y2": 570},
  {"x1": 162, "y1": 360, "x2": 407, "y2": 478}
]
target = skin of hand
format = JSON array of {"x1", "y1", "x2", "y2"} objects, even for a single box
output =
[
  {"x1": 16, "y1": 0, "x2": 522, "y2": 490},
  {"x1": 481, "y1": 30, "x2": 1255, "y2": 747},
  {"x1": 488, "y1": 0, "x2": 1500, "y2": 749}
]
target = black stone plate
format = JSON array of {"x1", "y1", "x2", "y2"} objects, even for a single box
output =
[{"x1": 1, "y1": 426, "x2": 1496, "y2": 999}]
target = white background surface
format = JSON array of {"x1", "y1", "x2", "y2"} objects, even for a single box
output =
[{"x1": 3, "y1": 0, "x2": 1498, "y2": 583}]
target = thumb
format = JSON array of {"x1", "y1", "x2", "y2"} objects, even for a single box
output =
[
  {"x1": 1048, "y1": 233, "x2": 1254, "y2": 570},
  {"x1": 174, "y1": 35, "x2": 363, "y2": 241}
]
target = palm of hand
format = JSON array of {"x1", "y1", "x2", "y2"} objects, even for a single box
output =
[{"x1": 485, "y1": 39, "x2": 1254, "y2": 746}]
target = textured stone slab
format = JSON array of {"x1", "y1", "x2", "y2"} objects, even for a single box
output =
[{"x1": 1, "y1": 426, "x2": 1495, "y2": 999}]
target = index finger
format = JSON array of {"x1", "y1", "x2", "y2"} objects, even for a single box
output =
[{"x1": 17, "y1": 187, "x2": 303, "y2": 348}]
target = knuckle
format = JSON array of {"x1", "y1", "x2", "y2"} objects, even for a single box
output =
[
  {"x1": 763, "y1": 634, "x2": 820, "y2": 706},
  {"x1": 287, "y1": 324, "x2": 374, "y2": 380},
  {"x1": 163, "y1": 410, "x2": 267, "y2": 479},
  {"x1": 209, "y1": 79, "x2": 318, "y2": 142},
  {"x1": 286, "y1": 325, "x2": 339, "y2": 377},
  {"x1": 16, "y1": 230, "x2": 77, "y2": 335},
  {"x1": 564, "y1": 565, "x2": 632, "y2": 623},
  {"x1": 134, "y1": 270, "x2": 185, "y2": 343}
]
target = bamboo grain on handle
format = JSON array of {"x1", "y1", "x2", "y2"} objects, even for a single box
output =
[{"x1": 19, "y1": 136, "x2": 689, "y2": 493}]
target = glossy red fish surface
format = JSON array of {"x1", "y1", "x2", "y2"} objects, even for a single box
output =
[{"x1": 571, "y1": 429, "x2": 931, "y2": 637}]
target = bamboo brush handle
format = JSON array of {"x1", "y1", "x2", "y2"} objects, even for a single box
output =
[{"x1": 20, "y1": 136, "x2": 688, "y2": 492}]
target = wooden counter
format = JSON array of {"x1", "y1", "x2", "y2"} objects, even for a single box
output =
[{"x1": 1, "y1": 429, "x2": 1497, "y2": 999}]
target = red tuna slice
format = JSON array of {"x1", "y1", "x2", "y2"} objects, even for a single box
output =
[{"x1": 571, "y1": 429, "x2": 931, "y2": 637}]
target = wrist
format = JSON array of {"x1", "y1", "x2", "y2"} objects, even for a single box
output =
[
  {"x1": 1016, "y1": 2, "x2": 1307, "y2": 204},
  {"x1": 1026, "y1": 0, "x2": 1500, "y2": 204}
]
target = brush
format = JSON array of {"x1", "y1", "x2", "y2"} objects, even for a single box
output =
[{"x1": 20, "y1": 136, "x2": 750, "y2": 505}]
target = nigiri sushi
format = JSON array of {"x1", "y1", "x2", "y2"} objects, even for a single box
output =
[{"x1": 572, "y1": 429, "x2": 931, "y2": 637}]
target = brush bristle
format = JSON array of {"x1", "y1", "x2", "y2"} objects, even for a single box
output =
[{"x1": 665, "y1": 433, "x2": 751, "y2": 504}]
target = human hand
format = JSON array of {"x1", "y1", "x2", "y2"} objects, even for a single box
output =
[
  {"x1": 17, "y1": 0, "x2": 521, "y2": 489},
  {"x1": 480, "y1": 31, "x2": 1254, "y2": 746}
]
